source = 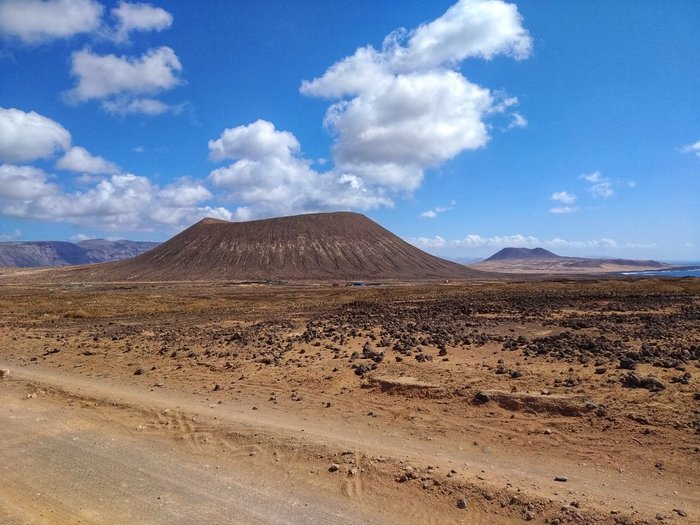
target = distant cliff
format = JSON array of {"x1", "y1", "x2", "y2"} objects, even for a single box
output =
[{"x1": 0, "y1": 239, "x2": 160, "y2": 268}]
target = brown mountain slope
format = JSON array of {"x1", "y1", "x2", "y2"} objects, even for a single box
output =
[{"x1": 64, "y1": 212, "x2": 483, "y2": 282}]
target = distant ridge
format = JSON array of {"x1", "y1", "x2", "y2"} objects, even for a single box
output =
[
  {"x1": 473, "y1": 247, "x2": 668, "y2": 274},
  {"x1": 485, "y1": 247, "x2": 560, "y2": 261},
  {"x1": 0, "y1": 239, "x2": 159, "y2": 268},
  {"x1": 59, "y1": 212, "x2": 483, "y2": 282}
]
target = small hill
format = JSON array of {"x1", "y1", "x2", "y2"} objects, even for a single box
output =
[
  {"x1": 54, "y1": 212, "x2": 483, "y2": 282},
  {"x1": 485, "y1": 247, "x2": 560, "y2": 261},
  {"x1": 0, "y1": 239, "x2": 160, "y2": 268},
  {"x1": 473, "y1": 247, "x2": 668, "y2": 274}
]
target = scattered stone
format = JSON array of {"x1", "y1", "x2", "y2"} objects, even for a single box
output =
[
  {"x1": 456, "y1": 498, "x2": 468, "y2": 509},
  {"x1": 354, "y1": 364, "x2": 369, "y2": 376},
  {"x1": 670, "y1": 372, "x2": 692, "y2": 385},
  {"x1": 673, "y1": 509, "x2": 688, "y2": 517},
  {"x1": 622, "y1": 373, "x2": 665, "y2": 392},
  {"x1": 554, "y1": 476, "x2": 568, "y2": 482},
  {"x1": 328, "y1": 463, "x2": 340, "y2": 472},
  {"x1": 0, "y1": 368, "x2": 9, "y2": 379},
  {"x1": 133, "y1": 367, "x2": 144, "y2": 375},
  {"x1": 474, "y1": 391, "x2": 491, "y2": 404},
  {"x1": 619, "y1": 357, "x2": 637, "y2": 370},
  {"x1": 212, "y1": 383, "x2": 222, "y2": 391}
]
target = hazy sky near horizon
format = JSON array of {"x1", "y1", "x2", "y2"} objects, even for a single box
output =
[{"x1": 0, "y1": 0, "x2": 698, "y2": 259}]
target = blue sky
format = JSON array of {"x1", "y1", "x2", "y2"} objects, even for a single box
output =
[{"x1": 0, "y1": 0, "x2": 698, "y2": 260}]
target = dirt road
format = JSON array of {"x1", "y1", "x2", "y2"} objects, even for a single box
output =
[
  {"x1": 0, "y1": 280, "x2": 698, "y2": 524},
  {"x1": 1, "y1": 362, "x2": 696, "y2": 524},
  {"x1": 1, "y1": 365, "x2": 512, "y2": 525}
]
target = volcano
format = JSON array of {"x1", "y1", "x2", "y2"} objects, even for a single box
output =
[
  {"x1": 484, "y1": 247, "x2": 560, "y2": 261},
  {"x1": 473, "y1": 247, "x2": 668, "y2": 274},
  {"x1": 74, "y1": 212, "x2": 482, "y2": 281}
]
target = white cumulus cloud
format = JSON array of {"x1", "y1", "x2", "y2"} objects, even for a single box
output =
[
  {"x1": 682, "y1": 140, "x2": 700, "y2": 158},
  {"x1": 0, "y1": 0, "x2": 174, "y2": 45},
  {"x1": 0, "y1": 107, "x2": 71, "y2": 163},
  {"x1": 207, "y1": 120, "x2": 392, "y2": 218},
  {"x1": 209, "y1": 119, "x2": 300, "y2": 163},
  {"x1": 549, "y1": 206, "x2": 577, "y2": 214},
  {"x1": 0, "y1": 0, "x2": 103, "y2": 44},
  {"x1": 300, "y1": 0, "x2": 531, "y2": 192},
  {"x1": 551, "y1": 191, "x2": 576, "y2": 204},
  {"x1": 0, "y1": 111, "x2": 223, "y2": 231},
  {"x1": 408, "y1": 233, "x2": 656, "y2": 251},
  {"x1": 0, "y1": 164, "x2": 57, "y2": 199},
  {"x1": 549, "y1": 191, "x2": 577, "y2": 214},
  {"x1": 158, "y1": 178, "x2": 212, "y2": 208},
  {"x1": 111, "y1": 1, "x2": 173, "y2": 43},
  {"x1": 410, "y1": 236, "x2": 448, "y2": 248},
  {"x1": 590, "y1": 181, "x2": 613, "y2": 198},
  {"x1": 67, "y1": 46, "x2": 182, "y2": 101},
  {"x1": 56, "y1": 146, "x2": 120, "y2": 175},
  {"x1": 580, "y1": 171, "x2": 614, "y2": 198},
  {"x1": 101, "y1": 97, "x2": 174, "y2": 116},
  {"x1": 455, "y1": 233, "x2": 539, "y2": 248},
  {"x1": 420, "y1": 202, "x2": 455, "y2": 218},
  {"x1": 392, "y1": 0, "x2": 530, "y2": 68},
  {"x1": 65, "y1": 47, "x2": 183, "y2": 115},
  {"x1": 0, "y1": 169, "x2": 228, "y2": 231},
  {"x1": 69, "y1": 233, "x2": 92, "y2": 242},
  {"x1": 508, "y1": 112, "x2": 528, "y2": 129}
]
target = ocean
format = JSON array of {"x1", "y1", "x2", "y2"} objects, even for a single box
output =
[{"x1": 621, "y1": 267, "x2": 700, "y2": 278}]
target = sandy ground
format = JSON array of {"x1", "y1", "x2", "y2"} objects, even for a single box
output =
[
  {"x1": 0, "y1": 279, "x2": 698, "y2": 524},
  {"x1": 470, "y1": 261, "x2": 668, "y2": 274}
]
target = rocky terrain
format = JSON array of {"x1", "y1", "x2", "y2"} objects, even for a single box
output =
[
  {"x1": 0, "y1": 239, "x2": 159, "y2": 268},
  {"x1": 472, "y1": 247, "x2": 669, "y2": 274},
  {"x1": 1, "y1": 278, "x2": 698, "y2": 524}
]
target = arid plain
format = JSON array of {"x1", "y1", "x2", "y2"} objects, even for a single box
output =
[{"x1": 1, "y1": 278, "x2": 698, "y2": 524}]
